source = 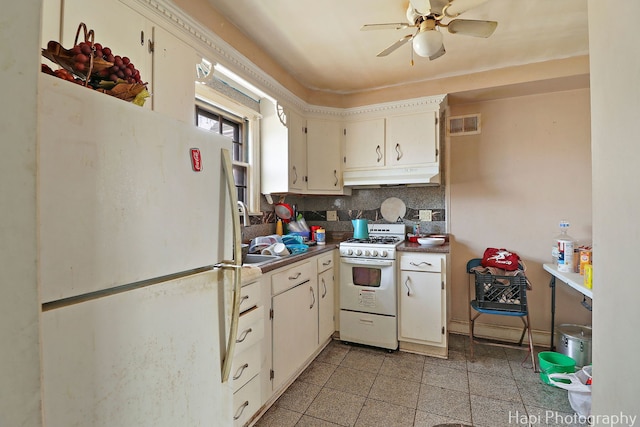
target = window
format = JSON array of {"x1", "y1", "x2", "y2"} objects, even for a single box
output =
[{"x1": 196, "y1": 106, "x2": 249, "y2": 204}]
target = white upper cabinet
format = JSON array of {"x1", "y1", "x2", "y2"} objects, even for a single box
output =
[
  {"x1": 260, "y1": 100, "x2": 307, "y2": 194},
  {"x1": 287, "y1": 109, "x2": 308, "y2": 192},
  {"x1": 261, "y1": 100, "x2": 351, "y2": 195},
  {"x1": 386, "y1": 111, "x2": 438, "y2": 167},
  {"x1": 151, "y1": 26, "x2": 197, "y2": 124},
  {"x1": 344, "y1": 118, "x2": 386, "y2": 170},
  {"x1": 58, "y1": 0, "x2": 195, "y2": 122},
  {"x1": 306, "y1": 118, "x2": 344, "y2": 192},
  {"x1": 343, "y1": 95, "x2": 447, "y2": 187},
  {"x1": 61, "y1": 0, "x2": 152, "y2": 106}
]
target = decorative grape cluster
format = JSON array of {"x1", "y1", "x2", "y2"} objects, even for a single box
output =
[{"x1": 91, "y1": 42, "x2": 143, "y2": 84}]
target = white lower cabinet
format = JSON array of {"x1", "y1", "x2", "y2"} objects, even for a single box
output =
[
  {"x1": 271, "y1": 260, "x2": 318, "y2": 391},
  {"x1": 317, "y1": 252, "x2": 336, "y2": 343},
  {"x1": 398, "y1": 253, "x2": 448, "y2": 355}
]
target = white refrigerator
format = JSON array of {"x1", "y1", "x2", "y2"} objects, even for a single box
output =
[{"x1": 37, "y1": 74, "x2": 244, "y2": 426}]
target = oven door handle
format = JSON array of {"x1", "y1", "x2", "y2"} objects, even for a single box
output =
[{"x1": 340, "y1": 258, "x2": 394, "y2": 267}]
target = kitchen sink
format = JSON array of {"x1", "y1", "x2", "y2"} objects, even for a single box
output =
[{"x1": 243, "y1": 253, "x2": 279, "y2": 265}]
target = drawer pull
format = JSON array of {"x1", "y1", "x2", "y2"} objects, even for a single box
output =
[
  {"x1": 236, "y1": 328, "x2": 252, "y2": 343},
  {"x1": 239, "y1": 295, "x2": 249, "y2": 304},
  {"x1": 289, "y1": 272, "x2": 302, "y2": 280},
  {"x1": 410, "y1": 261, "x2": 433, "y2": 267},
  {"x1": 233, "y1": 401, "x2": 249, "y2": 420},
  {"x1": 322, "y1": 260, "x2": 331, "y2": 266},
  {"x1": 232, "y1": 363, "x2": 249, "y2": 380}
]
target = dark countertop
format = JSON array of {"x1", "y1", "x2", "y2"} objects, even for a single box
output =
[
  {"x1": 397, "y1": 241, "x2": 450, "y2": 254},
  {"x1": 254, "y1": 240, "x2": 340, "y2": 273},
  {"x1": 251, "y1": 238, "x2": 450, "y2": 274}
]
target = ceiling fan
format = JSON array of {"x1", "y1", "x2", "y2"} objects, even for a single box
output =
[{"x1": 362, "y1": 0, "x2": 498, "y2": 62}]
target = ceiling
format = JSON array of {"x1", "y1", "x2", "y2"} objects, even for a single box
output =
[{"x1": 205, "y1": 0, "x2": 589, "y2": 96}]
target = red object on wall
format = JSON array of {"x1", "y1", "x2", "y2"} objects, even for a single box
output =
[{"x1": 190, "y1": 148, "x2": 202, "y2": 172}]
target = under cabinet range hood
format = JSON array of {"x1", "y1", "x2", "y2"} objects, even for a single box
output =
[{"x1": 343, "y1": 165, "x2": 440, "y2": 187}]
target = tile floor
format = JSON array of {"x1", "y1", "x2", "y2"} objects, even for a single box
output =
[{"x1": 254, "y1": 334, "x2": 586, "y2": 427}]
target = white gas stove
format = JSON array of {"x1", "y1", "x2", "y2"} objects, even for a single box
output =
[
  {"x1": 339, "y1": 223, "x2": 405, "y2": 351},
  {"x1": 339, "y1": 223, "x2": 405, "y2": 260}
]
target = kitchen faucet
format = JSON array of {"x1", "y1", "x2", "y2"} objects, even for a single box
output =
[{"x1": 237, "y1": 201, "x2": 249, "y2": 227}]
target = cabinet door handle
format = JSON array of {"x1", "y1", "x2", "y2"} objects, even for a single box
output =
[
  {"x1": 140, "y1": 30, "x2": 144, "y2": 46},
  {"x1": 289, "y1": 272, "x2": 302, "y2": 280},
  {"x1": 292, "y1": 165, "x2": 298, "y2": 184},
  {"x1": 404, "y1": 276, "x2": 412, "y2": 296},
  {"x1": 376, "y1": 145, "x2": 382, "y2": 162},
  {"x1": 236, "y1": 328, "x2": 252, "y2": 343},
  {"x1": 310, "y1": 286, "x2": 316, "y2": 309},
  {"x1": 233, "y1": 401, "x2": 249, "y2": 420},
  {"x1": 410, "y1": 261, "x2": 433, "y2": 267},
  {"x1": 334, "y1": 170, "x2": 338, "y2": 186},
  {"x1": 395, "y1": 143, "x2": 402, "y2": 161},
  {"x1": 232, "y1": 363, "x2": 249, "y2": 380},
  {"x1": 321, "y1": 278, "x2": 327, "y2": 298}
]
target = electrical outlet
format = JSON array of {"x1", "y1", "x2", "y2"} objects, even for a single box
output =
[
  {"x1": 327, "y1": 210, "x2": 338, "y2": 221},
  {"x1": 419, "y1": 210, "x2": 433, "y2": 221}
]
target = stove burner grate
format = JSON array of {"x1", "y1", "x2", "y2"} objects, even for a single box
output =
[{"x1": 344, "y1": 236, "x2": 400, "y2": 245}]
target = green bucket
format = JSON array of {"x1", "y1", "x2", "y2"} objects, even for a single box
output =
[{"x1": 538, "y1": 351, "x2": 576, "y2": 386}]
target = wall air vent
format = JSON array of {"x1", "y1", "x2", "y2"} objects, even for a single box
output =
[{"x1": 447, "y1": 114, "x2": 481, "y2": 136}]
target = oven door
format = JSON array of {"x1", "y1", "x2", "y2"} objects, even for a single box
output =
[{"x1": 340, "y1": 257, "x2": 396, "y2": 316}]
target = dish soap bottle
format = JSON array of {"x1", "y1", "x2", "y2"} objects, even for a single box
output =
[{"x1": 276, "y1": 219, "x2": 283, "y2": 236}]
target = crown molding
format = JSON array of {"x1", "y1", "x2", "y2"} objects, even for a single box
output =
[
  {"x1": 128, "y1": 0, "x2": 307, "y2": 111},
  {"x1": 126, "y1": 0, "x2": 447, "y2": 119}
]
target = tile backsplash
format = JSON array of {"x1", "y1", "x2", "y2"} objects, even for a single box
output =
[{"x1": 244, "y1": 185, "x2": 446, "y2": 242}]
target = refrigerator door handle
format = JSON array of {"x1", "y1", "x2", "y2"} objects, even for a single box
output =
[{"x1": 220, "y1": 148, "x2": 242, "y2": 383}]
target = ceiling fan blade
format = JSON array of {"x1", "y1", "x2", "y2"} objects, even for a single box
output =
[
  {"x1": 409, "y1": 0, "x2": 433, "y2": 15},
  {"x1": 361, "y1": 23, "x2": 412, "y2": 31},
  {"x1": 377, "y1": 34, "x2": 413, "y2": 57},
  {"x1": 429, "y1": 43, "x2": 446, "y2": 60},
  {"x1": 443, "y1": 0, "x2": 489, "y2": 17},
  {"x1": 447, "y1": 19, "x2": 497, "y2": 37}
]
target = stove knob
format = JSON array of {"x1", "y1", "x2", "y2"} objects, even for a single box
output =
[
  {"x1": 355, "y1": 249, "x2": 363, "y2": 256},
  {"x1": 380, "y1": 250, "x2": 388, "y2": 258},
  {"x1": 364, "y1": 250, "x2": 371, "y2": 257},
  {"x1": 371, "y1": 250, "x2": 379, "y2": 257},
  {"x1": 343, "y1": 249, "x2": 353, "y2": 256}
]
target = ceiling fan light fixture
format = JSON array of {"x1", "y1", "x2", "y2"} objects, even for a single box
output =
[{"x1": 413, "y1": 29, "x2": 443, "y2": 58}]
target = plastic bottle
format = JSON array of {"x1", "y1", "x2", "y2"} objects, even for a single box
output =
[
  {"x1": 275, "y1": 219, "x2": 283, "y2": 236},
  {"x1": 554, "y1": 220, "x2": 576, "y2": 273}
]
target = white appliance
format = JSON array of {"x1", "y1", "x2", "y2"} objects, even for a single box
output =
[
  {"x1": 339, "y1": 223, "x2": 405, "y2": 350},
  {"x1": 37, "y1": 75, "x2": 244, "y2": 426}
]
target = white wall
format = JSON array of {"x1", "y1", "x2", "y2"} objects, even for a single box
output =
[
  {"x1": 0, "y1": 1, "x2": 44, "y2": 426},
  {"x1": 448, "y1": 88, "x2": 593, "y2": 340},
  {"x1": 588, "y1": 1, "x2": 640, "y2": 422}
]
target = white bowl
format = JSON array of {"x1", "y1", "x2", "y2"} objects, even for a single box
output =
[{"x1": 417, "y1": 237, "x2": 445, "y2": 246}]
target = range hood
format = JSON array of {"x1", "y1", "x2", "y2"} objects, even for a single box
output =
[{"x1": 343, "y1": 165, "x2": 440, "y2": 188}]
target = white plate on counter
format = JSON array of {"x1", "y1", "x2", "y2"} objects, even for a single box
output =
[{"x1": 417, "y1": 237, "x2": 445, "y2": 246}]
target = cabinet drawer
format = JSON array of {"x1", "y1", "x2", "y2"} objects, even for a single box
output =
[
  {"x1": 230, "y1": 344, "x2": 261, "y2": 392},
  {"x1": 239, "y1": 281, "x2": 261, "y2": 314},
  {"x1": 235, "y1": 306, "x2": 264, "y2": 356},
  {"x1": 317, "y1": 252, "x2": 334, "y2": 273},
  {"x1": 233, "y1": 374, "x2": 260, "y2": 427},
  {"x1": 272, "y1": 261, "x2": 314, "y2": 295},
  {"x1": 400, "y1": 254, "x2": 443, "y2": 272}
]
